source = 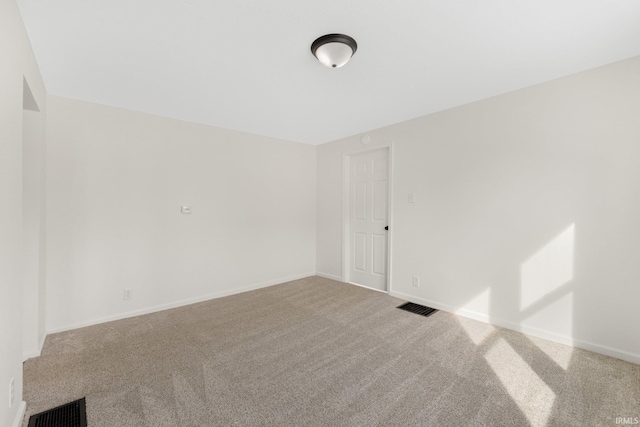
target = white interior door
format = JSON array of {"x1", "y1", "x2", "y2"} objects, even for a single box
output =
[{"x1": 348, "y1": 148, "x2": 389, "y2": 291}]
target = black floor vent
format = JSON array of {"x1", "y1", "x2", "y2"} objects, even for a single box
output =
[
  {"x1": 398, "y1": 302, "x2": 438, "y2": 317},
  {"x1": 28, "y1": 397, "x2": 87, "y2": 427}
]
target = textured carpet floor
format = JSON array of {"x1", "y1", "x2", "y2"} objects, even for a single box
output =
[{"x1": 24, "y1": 276, "x2": 639, "y2": 426}]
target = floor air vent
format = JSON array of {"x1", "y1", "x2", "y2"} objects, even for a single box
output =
[
  {"x1": 28, "y1": 397, "x2": 87, "y2": 427},
  {"x1": 397, "y1": 302, "x2": 438, "y2": 317}
]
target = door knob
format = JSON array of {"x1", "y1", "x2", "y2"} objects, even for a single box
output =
[{"x1": 385, "y1": 226, "x2": 389, "y2": 231}]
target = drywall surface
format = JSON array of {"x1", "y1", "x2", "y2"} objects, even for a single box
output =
[
  {"x1": 0, "y1": 1, "x2": 48, "y2": 426},
  {"x1": 46, "y1": 96, "x2": 316, "y2": 332},
  {"x1": 317, "y1": 56, "x2": 640, "y2": 363}
]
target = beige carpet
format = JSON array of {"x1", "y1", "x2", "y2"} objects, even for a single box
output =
[{"x1": 23, "y1": 276, "x2": 639, "y2": 426}]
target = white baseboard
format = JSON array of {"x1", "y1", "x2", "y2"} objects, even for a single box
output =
[
  {"x1": 12, "y1": 401, "x2": 26, "y2": 427},
  {"x1": 315, "y1": 271, "x2": 343, "y2": 282},
  {"x1": 47, "y1": 272, "x2": 315, "y2": 335},
  {"x1": 38, "y1": 333, "x2": 47, "y2": 354},
  {"x1": 315, "y1": 273, "x2": 388, "y2": 294},
  {"x1": 346, "y1": 281, "x2": 387, "y2": 293},
  {"x1": 389, "y1": 289, "x2": 640, "y2": 365},
  {"x1": 23, "y1": 333, "x2": 47, "y2": 361}
]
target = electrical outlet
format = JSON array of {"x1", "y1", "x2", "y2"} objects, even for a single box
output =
[
  {"x1": 412, "y1": 276, "x2": 421, "y2": 287},
  {"x1": 123, "y1": 289, "x2": 133, "y2": 300},
  {"x1": 9, "y1": 377, "x2": 14, "y2": 408}
]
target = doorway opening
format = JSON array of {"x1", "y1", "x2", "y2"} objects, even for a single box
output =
[{"x1": 22, "y1": 77, "x2": 46, "y2": 360}]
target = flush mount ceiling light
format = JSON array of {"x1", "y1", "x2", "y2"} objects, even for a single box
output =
[{"x1": 311, "y1": 34, "x2": 358, "y2": 68}]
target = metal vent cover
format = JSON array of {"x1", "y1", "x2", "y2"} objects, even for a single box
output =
[
  {"x1": 28, "y1": 397, "x2": 87, "y2": 427},
  {"x1": 397, "y1": 302, "x2": 438, "y2": 317}
]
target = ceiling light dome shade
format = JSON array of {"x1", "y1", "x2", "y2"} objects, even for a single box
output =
[{"x1": 311, "y1": 34, "x2": 357, "y2": 68}]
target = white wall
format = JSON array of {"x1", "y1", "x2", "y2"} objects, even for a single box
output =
[
  {"x1": 317, "y1": 56, "x2": 640, "y2": 363},
  {"x1": 0, "y1": 1, "x2": 48, "y2": 426},
  {"x1": 46, "y1": 96, "x2": 316, "y2": 332}
]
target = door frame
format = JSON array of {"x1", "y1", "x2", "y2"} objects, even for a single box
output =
[{"x1": 341, "y1": 142, "x2": 394, "y2": 293}]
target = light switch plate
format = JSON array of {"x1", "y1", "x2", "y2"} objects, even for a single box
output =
[
  {"x1": 408, "y1": 193, "x2": 416, "y2": 203},
  {"x1": 181, "y1": 206, "x2": 192, "y2": 214},
  {"x1": 412, "y1": 276, "x2": 420, "y2": 287}
]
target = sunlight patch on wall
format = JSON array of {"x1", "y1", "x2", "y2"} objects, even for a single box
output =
[
  {"x1": 456, "y1": 288, "x2": 495, "y2": 345},
  {"x1": 485, "y1": 337, "x2": 556, "y2": 426},
  {"x1": 521, "y1": 292, "x2": 574, "y2": 347},
  {"x1": 520, "y1": 224, "x2": 575, "y2": 310}
]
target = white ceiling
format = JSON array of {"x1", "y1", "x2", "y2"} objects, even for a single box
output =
[{"x1": 18, "y1": 0, "x2": 640, "y2": 145}]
